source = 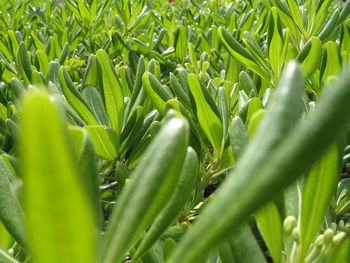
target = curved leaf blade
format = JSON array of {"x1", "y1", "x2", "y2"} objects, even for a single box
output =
[
  {"x1": 96, "y1": 49, "x2": 124, "y2": 136},
  {"x1": 84, "y1": 125, "x2": 119, "y2": 160},
  {"x1": 298, "y1": 145, "x2": 339, "y2": 261},
  {"x1": 188, "y1": 73, "x2": 223, "y2": 158},
  {"x1": 133, "y1": 147, "x2": 198, "y2": 259},
  {"x1": 102, "y1": 115, "x2": 189, "y2": 263}
]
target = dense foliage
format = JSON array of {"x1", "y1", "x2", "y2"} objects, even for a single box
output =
[{"x1": 0, "y1": 0, "x2": 350, "y2": 262}]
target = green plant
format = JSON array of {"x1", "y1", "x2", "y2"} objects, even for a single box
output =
[{"x1": 0, "y1": 0, "x2": 350, "y2": 263}]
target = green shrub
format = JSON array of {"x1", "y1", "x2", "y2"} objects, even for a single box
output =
[{"x1": 0, "y1": 0, "x2": 349, "y2": 262}]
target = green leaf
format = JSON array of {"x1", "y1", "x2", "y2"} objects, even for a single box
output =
[
  {"x1": 102, "y1": 115, "x2": 189, "y2": 263},
  {"x1": 125, "y1": 56, "x2": 145, "y2": 119},
  {"x1": 63, "y1": 0, "x2": 83, "y2": 21},
  {"x1": 82, "y1": 86, "x2": 110, "y2": 127},
  {"x1": 140, "y1": 239, "x2": 164, "y2": 263},
  {"x1": 269, "y1": 9, "x2": 298, "y2": 42},
  {"x1": 230, "y1": 116, "x2": 248, "y2": 161},
  {"x1": 218, "y1": 27, "x2": 269, "y2": 80},
  {"x1": 297, "y1": 145, "x2": 339, "y2": 262},
  {"x1": 31, "y1": 70, "x2": 45, "y2": 86},
  {"x1": 170, "y1": 73, "x2": 191, "y2": 109},
  {"x1": 69, "y1": 127, "x2": 102, "y2": 226},
  {"x1": 47, "y1": 61, "x2": 60, "y2": 88},
  {"x1": 0, "y1": 222, "x2": 13, "y2": 250},
  {"x1": 122, "y1": 108, "x2": 157, "y2": 152},
  {"x1": 325, "y1": 237, "x2": 350, "y2": 263},
  {"x1": 165, "y1": 99, "x2": 181, "y2": 112},
  {"x1": 219, "y1": 224, "x2": 267, "y2": 263},
  {"x1": 163, "y1": 238, "x2": 177, "y2": 261},
  {"x1": 175, "y1": 25, "x2": 188, "y2": 63},
  {"x1": 187, "y1": 73, "x2": 223, "y2": 158},
  {"x1": 142, "y1": 71, "x2": 173, "y2": 115},
  {"x1": 117, "y1": 66, "x2": 132, "y2": 98},
  {"x1": 339, "y1": 0, "x2": 350, "y2": 23},
  {"x1": 35, "y1": 50, "x2": 49, "y2": 77},
  {"x1": 312, "y1": 0, "x2": 333, "y2": 36},
  {"x1": 218, "y1": 86, "x2": 229, "y2": 149},
  {"x1": 58, "y1": 66, "x2": 99, "y2": 126},
  {"x1": 31, "y1": 32, "x2": 46, "y2": 52},
  {"x1": 7, "y1": 31, "x2": 19, "y2": 58},
  {"x1": 341, "y1": 23, "x2": 350, "y2": 55},
  {"x1": 15, "y1": 42, "x2": 32, "y2": 85},
  {"x1": 20, "y1": 91, "x2": 97, "y2": 263},
  {"x1": 171, "y1": 60, "x2": 350, "y2": 262},
  {"x1": 283, "y1": 181, "x2": 301, "y2": 219},
  {"x1": 246, "y1": 98, "x2": 263, "y2": 125},
  {"x1": 59, "y1": 42, "x2": 69, "y2": 65},
  {"x1": 114, "y1": 161, "x2": 130, "y2": 190},
  {"x1": 256, "y1": 202, "x2": 283, "y2": 263},
  {"x1": 188, "y1": 43, "x2": 199, "y2": 73},
  {"x1": 96, "y1": 49, "x2": 124, "y2": 135},
  {"x1": 225, "y1": 55, "x2": 240, "y2": 84},
  {"x1": 120, "y1": 106, "x2": 145, "y2": 149},
  {"x1": 83, "y1": 55, "x2": 99, "y2": 88},
  {"x1": 167, "y1": 62, "x2": 304, "y2": 263},
  {"x1": 133, "y1": 147, "x2": 198, "y2": 260},
  {"x1": 84, "y1": 125, "x2": 118, "y2": 160},
  {"x1": 250, "y1": 108, "x2": 283, "y2": 263},
  {"x1": 0, "y1": 158, "x2": 26, "y2": 247},
  {"x1": 269, "y1": 8, "x2": 284, "y2": 79},
  {"x1": 286, "y1": 0, "x2": 304, "y2": 33},
  {"x1": 321, "y1": 41, "x2": 341, "y2": 86},
  {"x1": 0, "y1": 39, "x2": 14, "y2": 63},
  {"x1": 9, "y1": 78, "x2": 25, "y2": 98},
  {"x1": 239, "y1": 71, "x2": 257, "y2": 97},
  {"x1": 302, "y1": 37, "x2": 322, "y2": 78},
  {"x1": 242, "y1": 32, "x2": 269, "y2": 73},
  {"x1": 247, "y1": 109, "x2": 266, "y2": 138},
  {"x1": 317, "y1": 10, "x2": 339, "y2": 42}
]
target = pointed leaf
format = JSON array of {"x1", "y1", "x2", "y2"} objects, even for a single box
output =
[
  {"x1": 298, "y1": 145, "x2": 339, "y2": 261},
  {"x1": 84, "y1": 125, "x2": 118, "y2": 160},
  {"x1": 96, "y1": 49, "x2": 124, "y2": 135},
  {"x1": 102, "y1": 115, "x2": 189, "y2": 263},
  {"x1": 58, "y1": 67, "x2": 99, "y2": 126},
  {"x1": 188, "y1": 73, "x2": 223, "y2": 158},
  {"x1": 142, "y1": 71, "x2": 173, "y2": 115},
  {"x1": 175, "y1": 25, "x2": 188, "y2": 63},
  {"x1": 134, "y1": 148, "x2": 198, "y2": 259},
  {"x1": 268, "y1": 8, "x2": 284, "y2": 79},
  {"x1": 15, "y1": 43, "x2": 32, "y2": 85},
  {"x1": 256, "y1": 202, "x2": 283, "y2": 263},
  {"x1": 82, "y1": 86, "x2": 110, "y2": 127},
  {"x1": 218, "y1": 27, "x2": 269, "y2": 80}
]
